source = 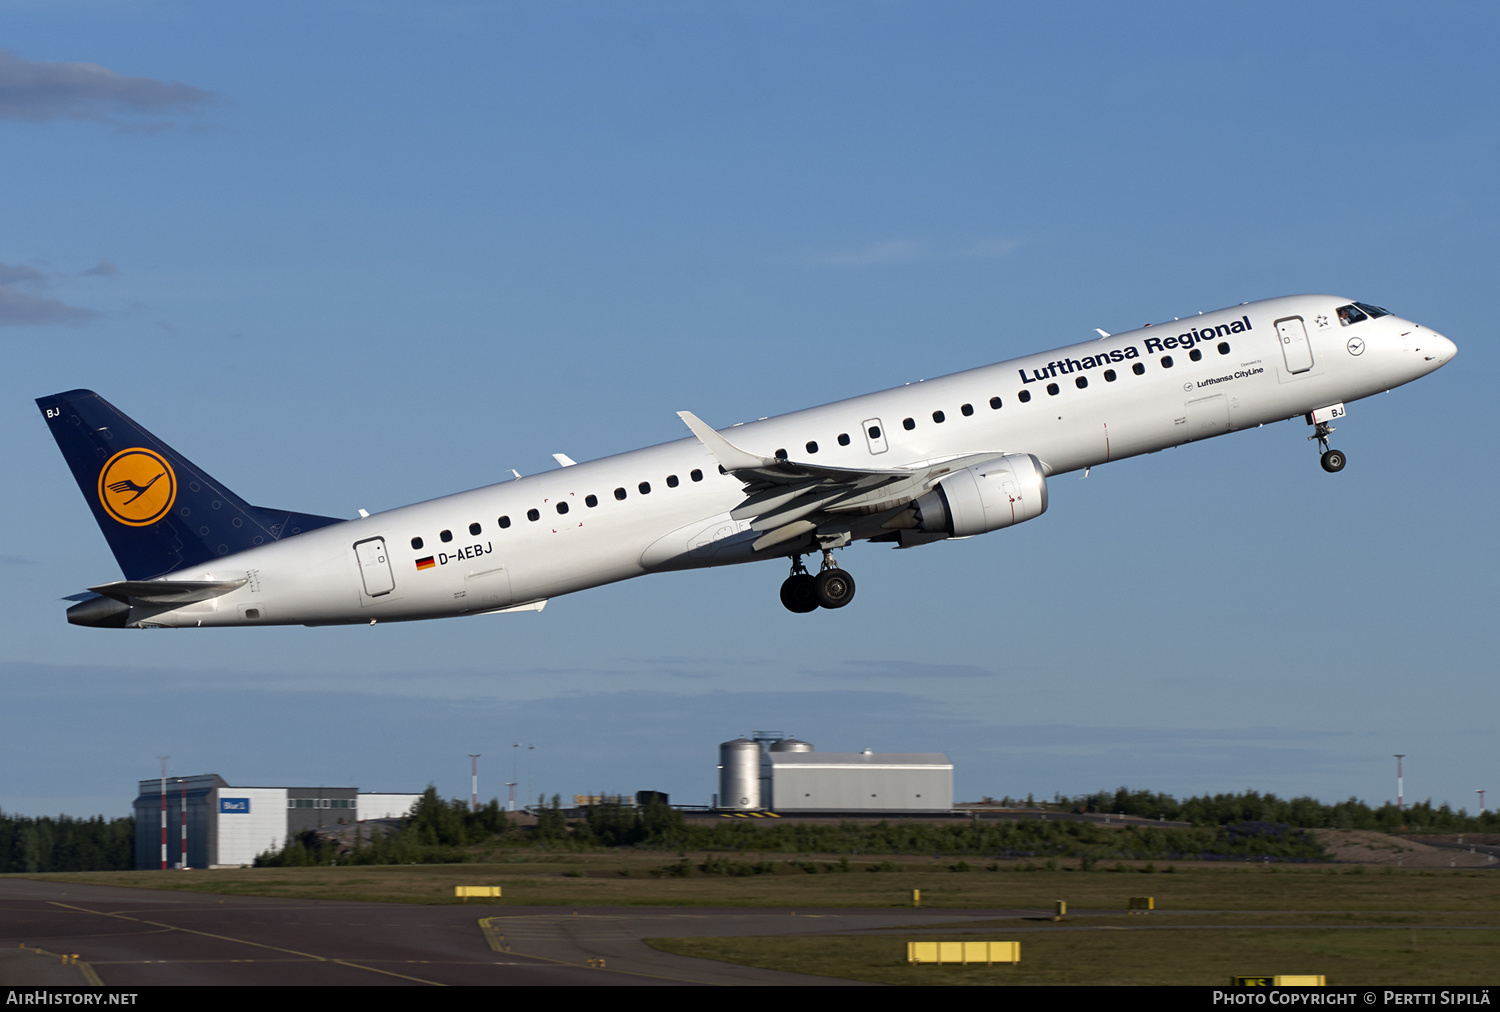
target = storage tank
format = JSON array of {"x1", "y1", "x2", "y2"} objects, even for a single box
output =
[{"x1": 719, "y1": 738, "x2": 761, "y2": 810}]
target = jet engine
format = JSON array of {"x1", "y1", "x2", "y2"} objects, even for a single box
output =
[{"x1": 887, "y1": 453, "x2": 1048, "y2": 539}]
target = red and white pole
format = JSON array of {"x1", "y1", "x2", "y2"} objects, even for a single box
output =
[
  {"x1": 1394, "y1": 754, "x2": 1406, "y2": 813},
  {"x1": 469, "y1": 754, "x2": 480, "y2": 812},
  {"x1": 157, "y1": 756, "x2": 169, "y2": 870},
  {"x1": 179, "y1": 779, "x2": 188, "y2": 869}
]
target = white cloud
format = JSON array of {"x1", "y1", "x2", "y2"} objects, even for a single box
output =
[
  {"x1": 0, "y1": 283, "x2": 94, "y2": 326},
  {"x1": 0, "y1": 260, "x2": 99, "y2": 326},
  {"x1": 0, "y1": 49, "x2": 213, "y2": 124}
]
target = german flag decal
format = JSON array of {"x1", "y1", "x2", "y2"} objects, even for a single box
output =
[{"x1": 415, "y1": 556, "x2": 435, "y2": 571}]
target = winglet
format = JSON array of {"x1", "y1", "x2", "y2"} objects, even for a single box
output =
[
  {"x1": 676, "y1": 411, "x2": 774, "y2": 471},
  {"x1": 1095, "y1": 328, "x2": 1111, "y2": 338},
  {"x1": 552, "y1": 453, "x2": 577, "y2": 467}
]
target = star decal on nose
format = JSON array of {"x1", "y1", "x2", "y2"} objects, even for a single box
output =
[{"x1": 1315, "y1": 314, "x2": 1329, "y2": 328}]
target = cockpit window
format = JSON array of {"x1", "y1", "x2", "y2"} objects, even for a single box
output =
[
  {"x1": 1335, "y1": 304, "x2": 1368, "y2": 326},
  {"x1": 1353, "y1": 302, "x2": 1390, "y2": 319}
]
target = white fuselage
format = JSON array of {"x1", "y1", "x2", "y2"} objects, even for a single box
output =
[{"x1": 128, "y1": 295, "x2": 1454, "y2": 627}]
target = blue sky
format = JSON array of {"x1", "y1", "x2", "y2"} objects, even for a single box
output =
[{"x1": 2, "y1": 2, "x2": 1494, "y2": 817}]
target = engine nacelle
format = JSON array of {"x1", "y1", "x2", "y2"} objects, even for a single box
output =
[{"x1": 907, "y1": 453, "x2": 1048, "y2": 538}]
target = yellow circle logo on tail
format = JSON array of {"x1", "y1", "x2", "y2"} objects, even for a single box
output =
[{"x1": 98, "y1": 448, "x2": 176, "y2": 526}]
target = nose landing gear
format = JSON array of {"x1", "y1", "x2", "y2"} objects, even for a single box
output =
[
  {"x1": 1310, "y1": 422, "x2": 1346, "y2": 473},
  {"x1": 780, "y1": 551, "x2": 857, "y2": 612},
  {"x1": 1307, "y1": 405, "x2": 1348, "y2": 473}
]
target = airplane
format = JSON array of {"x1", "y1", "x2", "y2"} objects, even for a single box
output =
[{"x1": 38, "y1": 294, "x2": 1455, "y2": 628}]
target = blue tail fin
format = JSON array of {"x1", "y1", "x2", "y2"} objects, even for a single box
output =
[{"x1": 37, "y1": 389, "x2": 344, "y2": 580}]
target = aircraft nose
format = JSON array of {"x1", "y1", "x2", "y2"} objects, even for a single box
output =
[{"x1": 1426, "y1": 331, "x2": 1457, "y2": 365}]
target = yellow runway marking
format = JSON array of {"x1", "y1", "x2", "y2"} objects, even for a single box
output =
[{"x1": 49, "y1": 902, "x2": 446, "y2": 986}]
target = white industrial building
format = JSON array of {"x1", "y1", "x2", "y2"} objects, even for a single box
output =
[
  {"x1": 132, "y1": 774, "x2": 422, "y2": 869},
  {"x1": 718, "y1": 736, "x2": 953, "y2": 813}
]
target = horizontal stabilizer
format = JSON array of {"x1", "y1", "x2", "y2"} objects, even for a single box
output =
[{"x1": 88, "y1": 578, "x2": 248, "y2": 605}]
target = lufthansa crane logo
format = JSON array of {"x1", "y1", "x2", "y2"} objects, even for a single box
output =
[{"x1": 98, "y1": 448, "x2": 176, "y2": 526}]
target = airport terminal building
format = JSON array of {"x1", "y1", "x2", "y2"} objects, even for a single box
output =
[{"x1": 132, "y1": 774, "x2": 421, "y2": 869}]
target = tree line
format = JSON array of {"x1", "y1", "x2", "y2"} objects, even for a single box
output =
[
  {"x1": 1053, "y1": 787, "x2": 1498, "y2": 833},
  {"x1": 0, "y1": 811, "x2": 134, "y2": 873},
  {"x1": 10, "y1": 783, "x2": 1494, "y2": 872}
]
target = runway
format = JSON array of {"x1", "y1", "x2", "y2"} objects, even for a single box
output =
[{"x1": 0, "y1": 878, "x2": 1005, "y2": 986}]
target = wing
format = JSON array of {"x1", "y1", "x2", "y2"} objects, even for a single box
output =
[{"x1": 677, "y1": 411, "x2": 1003, "y2": 552}]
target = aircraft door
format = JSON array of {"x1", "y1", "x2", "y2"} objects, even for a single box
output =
[
  {"x1": 1276, "y1": 317, "x2": 1314, "y2": 374},
  {"x1": 353, "y1": 537, "x2": 395, "y2": 597},
  {"x1": 862, "y1": 418, "x2": 889, "y2": 455}
]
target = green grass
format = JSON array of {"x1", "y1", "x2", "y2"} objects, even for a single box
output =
[
  {"x1": 17, "y1": 852, "x2": 1500, "y2": 911},
  {"x1": 645, "y1": 924, "x2": 1500, "y2": 986}
]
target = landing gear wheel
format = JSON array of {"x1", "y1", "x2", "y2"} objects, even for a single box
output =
[
  {"x1": 779, "y1": 573, "x2": 819, "y2": 613},
  {"x1": 1310, "y1": 420, "x2": 1345, "y2": 473},
  {"x1": 813, "y1": 568, "x2": 856, "y2": 609}
]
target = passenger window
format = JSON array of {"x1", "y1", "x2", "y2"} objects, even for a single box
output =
[
  {"x1": 526, "y1": 509, "x2": 539, "y2": 522},
  {"x1": 498, "y1": 516, "x2": 511, "y2": 528},
  {"x1": 960, "y1": 403, "x2": 973, "y2": 416},
  {"x1": 1217, "y1": 342, "x2": 1230, "y2": 355},
  {"x1": 690, "y1": 469, "x2": 703, "y2": 482},
  {"x1": 411, "y1": 537, "x2": 423, "y2": 550},
  {"x1": 639, "y1": 481, "x2": 651, "y2": 494},
  {"x1": 1046, "y1": 383, "x2": 1059, "y2": 395},
  {"x1": 667, "y1": 474, "x2": 680, "y2": 487},
  {"x1": 1075, "y1": 376, "x2": 1087, "y2": 389},
  {"x1": 837, "y1": 433, "x2": 850, "y2": 446},
  {"x1": 1018, "y1": 390, "x2": 1032, "y2": 403},
  {"x1": 615, "y1": 487, "x2": 627, "y2": 500},
  {"x1": 1132, "y1": 362, "x2": 1146, "y2": 375},
  {"x1": 440, "y1": 530, "x2": 453, "y2": 543},
  {"x1": 902, "y1": 418, "x2": 915, "y2": 430},
  {"x1": 1189, "y1": 348, "x2": 1202, "y2": 362},
  {"x1": 585, "y1": 495, "x2": 598, "y2": 507},
  {"x1": 774, "y1": 448, "x2": 787, "y2": 460},
  {"x1": 1161, "y1": 356, "x2": 1174, "y2": 368},
  {"x1": 867, "y1": 425, "x2": 881, "y2": 439},
  {"x1": 932, "y1": 410, "x2": 945, "y2": 423},
  {"x1": 805, "y1": 441, "x2": 818, "y2": 454},
  {"x1": 989, "y1": 396, "x2": 1002, "y2": 409},
  {"x1": 1104, "y1": 369, "x2": 1117, "y2": 382},
  {"x1": 556, "y1": 502, "x2": 569, "y2": 514},
  {"x1": 469, "y1": 522, "x2": 481, "y2": 536}
]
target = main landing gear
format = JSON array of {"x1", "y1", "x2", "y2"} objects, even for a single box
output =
[
  {"x1": 779, "y1": 551, "x2": 856, "y2": 613},
  {"x1": 1310, "y1": 421, "x2": 1346, "y2": 473}
]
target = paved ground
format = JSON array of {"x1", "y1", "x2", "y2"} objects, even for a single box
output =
[{"x1": 0, "y1": 878, "x2": 1018, "y2": 986}]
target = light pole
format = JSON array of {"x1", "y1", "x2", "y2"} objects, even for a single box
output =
[
  {"x1": 1394, "y1": 754, "x2": 1406, "y2": 813},
  {"x1": 468, "y1": 754, "x2": 480, "y2": 812},
  {"x1": 1478, "y1": 789, "x2": 1486, "y2": 816}
]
